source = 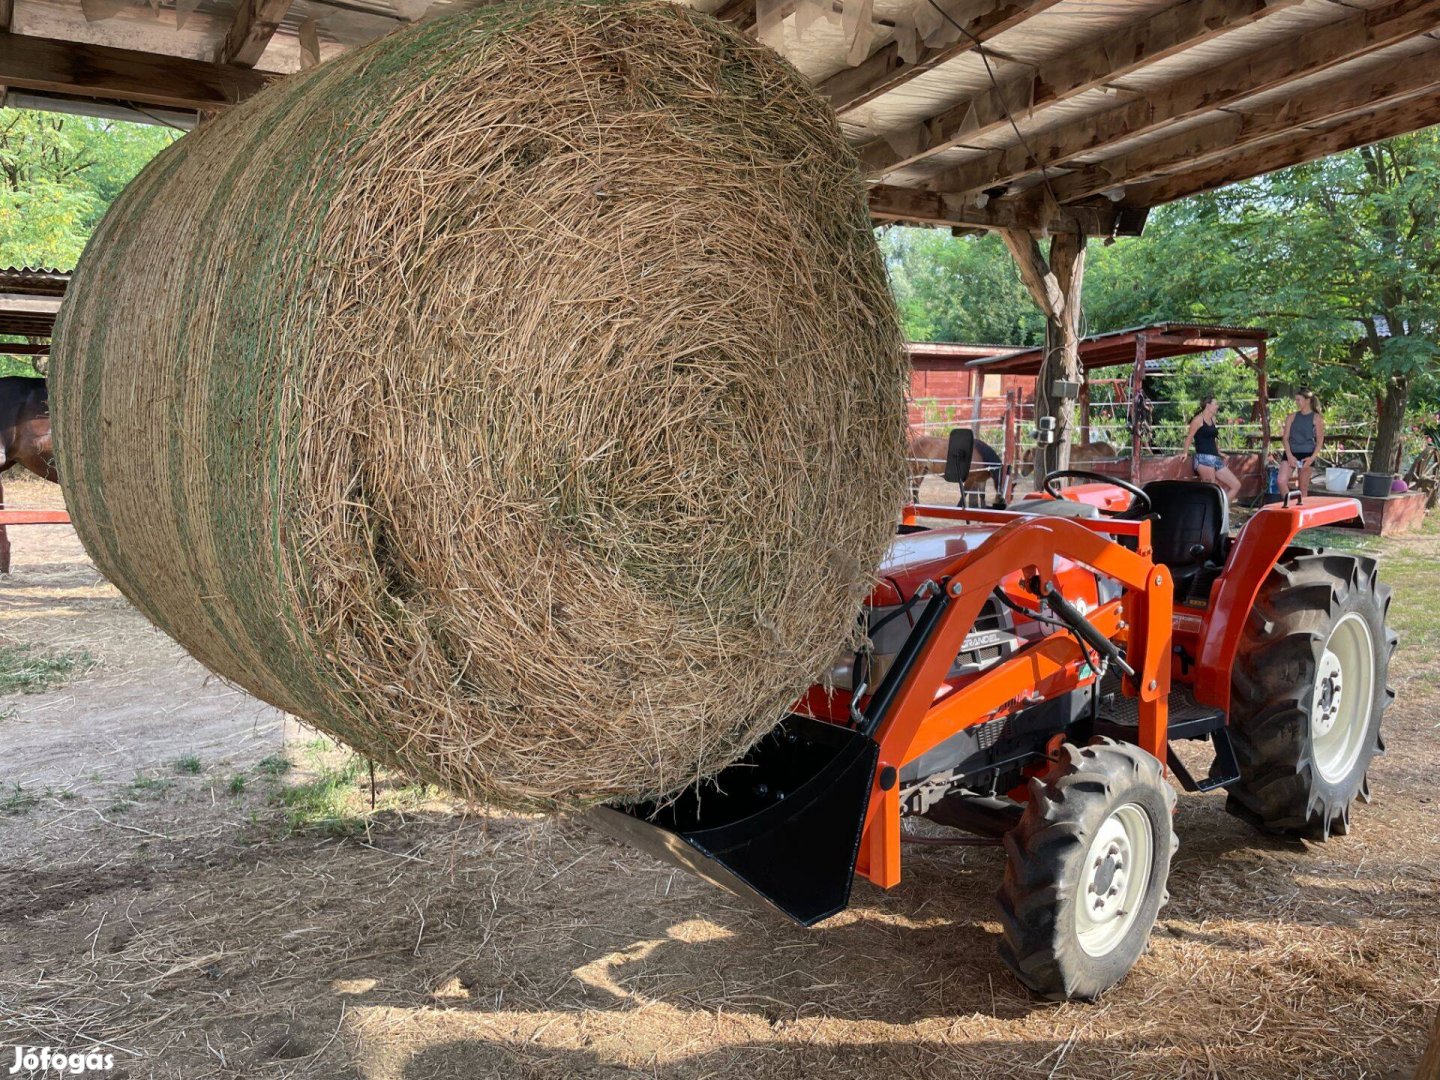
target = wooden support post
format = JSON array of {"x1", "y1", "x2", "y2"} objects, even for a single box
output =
[
  {"x1": 1079, "y1": 379, "x2": 1091, "y2": 446},
  {"x1": 217, "y1": 0, "x2": 295, "y2": 67},
  {"x1": 1131, "y1": 333, "x2": 1147, "y2": 487},
  {"x1": 1000, "y1": 228, "x2": 1086, "y2": 477},
  {"x1": 1256, "y1": 340, "x2": 1271, "y2": 475},
  {"x1": 1002, "y1": 389, "x2": 1017, "y2": 504}
]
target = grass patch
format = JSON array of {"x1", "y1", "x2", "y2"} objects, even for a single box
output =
[
  {"x1": 268, "y1": 751, "x2": 449, "y2": 839},
  {"x1": 0, "y1": 783, "x2": 38, "y2": 815},
  {"x1": 274, "y1": 755, "x2": 369, "y2": 838},
  {"x1": 1379, "y1": 551, "x2": 1440, "y2": 650},
  {"x1": 256, "y1": 754, "x2": 292, "y2": 777},
  {"x1": 226, "y1": 774, "x2": 246, "y2": 796},
  {"x1": 0, "y1": 645, "x2": 97, "y2": 695},
  {"x1": 173, "y1": 755, "x2": 203, "y2": 775},
  {"x1": 1304, "y1": 526, "x2": 1384, "y2": 556},
  {"x1": 131, "y1": 773, "x2": 174, "y2": 795}
]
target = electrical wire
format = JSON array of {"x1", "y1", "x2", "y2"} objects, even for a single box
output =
[{"x1": 920, "y1": 0, "x2": 1062, "y2": 213}]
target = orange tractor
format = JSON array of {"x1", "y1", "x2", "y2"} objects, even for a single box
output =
[{"x1": 595, "y1": 434, "x2": 1396, "y2": 1000}]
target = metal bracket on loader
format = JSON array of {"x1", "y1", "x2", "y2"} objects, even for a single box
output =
[{"x1": 594, "y1": 513, "x2": 1174, "y2": 927}]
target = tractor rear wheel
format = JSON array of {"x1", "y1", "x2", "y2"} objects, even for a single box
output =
[
  {"x1": 1225, "y1": 552, "x2": 1395, "y2": 839},
  {"x1": 995, "y1": 740, "x2": 1177, "y2": 1001}
]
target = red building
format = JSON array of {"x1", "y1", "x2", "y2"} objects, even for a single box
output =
[{"x1": 906, "y1": 341, "x2": 1036, "y2": 428}]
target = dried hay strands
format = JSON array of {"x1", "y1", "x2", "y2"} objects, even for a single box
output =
[{"x1": 50, "y1": 0, "x2": 909, "y2": 810}]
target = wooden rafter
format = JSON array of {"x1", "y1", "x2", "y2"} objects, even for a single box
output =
[
  {"x1": 857, "y1": 0, "x2": 1301, "y2": 178},
  {"x1": 867, "y1": 183, "x2": 1147, "y2": 235},
  {"x1": 217, "y1": 0, "x2": 295, "y2": 67},
  {"x1": 817, "y1": 0, "x2": 1061, "y2": 113},
  {"x1": 928, "y1": 0, "x2": 1440, "y2": 197},
  {"x1": 1118, "y1": 85, "x2": 1440, "y2": 206},
  {"x1": 0, "y1": 30, "x2": 270, "y2": 111},
  {"x1": 1046, "y1": 49, "x2": 1440, "y2": 203},
  {"x1": 846, "y1": 0, "x2": 1301, "y2": 177}
]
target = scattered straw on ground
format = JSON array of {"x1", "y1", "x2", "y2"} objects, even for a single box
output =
[{"x1": 0, "y1": 499, "x2": 1437, "y2": 1078}]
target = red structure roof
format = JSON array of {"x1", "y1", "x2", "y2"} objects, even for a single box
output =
[{"x1": 965, "y1": 324, "x2": 1269, "y2": 376}]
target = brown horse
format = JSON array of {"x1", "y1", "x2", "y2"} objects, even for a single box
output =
[
  {"x1": 1019, "y1": 440, "x2": 1121, "y2": 479},
  {"x1": 907, "y1": 430, "x2": 1003, "y2": 504},
  {"x1": 0, "y1": 376, "x2": 59, "y2": 573}
]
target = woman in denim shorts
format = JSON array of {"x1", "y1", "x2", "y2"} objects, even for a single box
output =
[{"x1": 1184, "y1": 396, "x2": 1242, "y2": 499}]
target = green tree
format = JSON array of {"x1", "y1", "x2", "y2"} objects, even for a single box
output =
[
  {"x1": 881, "y1": 227, "x2": 1043, "y2": 345},
  {"x1": 1082, "y1": 133, "x2": 1440, "y2": 472},
  {"x1": 0, "y1": 109, "x2": 177, "y2": 270},
  {"x1": 882, "y1": 132, "x2": 1440, "y2": 470}
]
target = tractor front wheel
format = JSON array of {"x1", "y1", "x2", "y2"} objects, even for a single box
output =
[
  {"x1": 1225, "y1": 552, "x2": 1396, "y2": 839},
  {"x1": 995, "y1": 740, "x2": 1177, "y2": 1001}
]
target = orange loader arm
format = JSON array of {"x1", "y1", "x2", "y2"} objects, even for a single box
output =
[{"x1": 855, "y1": 511, "x2": 1173, "y2": 889}]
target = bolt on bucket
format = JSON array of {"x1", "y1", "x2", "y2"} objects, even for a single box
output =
[{"x1": 590, "y1": 714, "x2": 879, "y2": 926}]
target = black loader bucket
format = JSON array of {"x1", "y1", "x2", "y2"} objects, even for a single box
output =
[
  {"x1": 590, "y1": 714, "x2": 879, "y2": 926},
  {"x1": 592, "y1": 583, "x2": 953, "y2": 928}
]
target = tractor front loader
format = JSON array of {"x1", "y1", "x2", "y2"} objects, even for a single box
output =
[{"x1": 593, "y1": 448, "x2": 1396, "y2": 1001}]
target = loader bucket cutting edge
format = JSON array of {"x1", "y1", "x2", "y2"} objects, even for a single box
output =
[{"x1": 590, "y1": 714, "x2": 879, "y2": 927}]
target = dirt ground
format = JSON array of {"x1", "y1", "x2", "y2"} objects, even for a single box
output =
[{"x1": 0, "y1": 471, "x2": 1437, "y2": 1080}]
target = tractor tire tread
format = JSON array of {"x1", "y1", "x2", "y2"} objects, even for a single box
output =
[{"x1": 1224, "y1": 552, "x2": 1393, "y2": 839}]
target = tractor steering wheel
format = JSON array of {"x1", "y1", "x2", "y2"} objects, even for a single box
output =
[{"x1": 1042, "y1": 469, "x2": 1152, "y2": 517}]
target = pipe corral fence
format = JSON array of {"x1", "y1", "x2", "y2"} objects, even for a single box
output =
[{"x1": 906, "y1": 325, "x2": 1379, "y2": 506}]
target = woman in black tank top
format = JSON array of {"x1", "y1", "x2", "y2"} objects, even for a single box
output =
[
  {"x1": 1278, "y1": 390, "x2": 1325, "y2": 497},
  {"x1": 1184, "y1": 395, "x2": 1242, "y2": 499}
]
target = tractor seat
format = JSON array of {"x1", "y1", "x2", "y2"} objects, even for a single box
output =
[{"x1": 1142, "y1": 480, "x2": 1229, "y2": 598}]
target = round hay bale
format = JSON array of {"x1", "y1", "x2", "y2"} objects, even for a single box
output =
[{"x1": 51, "y1": 0, "x2": 908, "y2": 809}]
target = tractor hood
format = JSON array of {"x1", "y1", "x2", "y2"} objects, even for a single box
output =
[{"x1": 877, "y1": 524, "x2": 1004, "y2": 600}]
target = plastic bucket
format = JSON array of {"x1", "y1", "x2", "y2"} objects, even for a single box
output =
[{"x1": 1362, "y1": 472, "x2": 1395, "y2": 498}]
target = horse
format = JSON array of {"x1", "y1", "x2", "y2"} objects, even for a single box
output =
[
  {"x1": 0, "y1": 376, "x2": 59, "y2": 574},
  {"x1": 907, "y1": 430, "x2": 1003, "y2": 504},
  {"x1": 1019, "y1": 440, "x2": 1121, "y2": 479}
]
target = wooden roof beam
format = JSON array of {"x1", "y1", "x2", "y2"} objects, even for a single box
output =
[
  {"x1": 819, "y1": 0, "x2": 1062, "y2": 113},
  {"x1": 1047, "y1": 47, "x2": 1440, "y2": 203},
  {"x1": 1119, "y1": 85, "x2": 1440, "y2": 206},
  {"x1": 858, "y1": 0, "x2": 1300, "y2": 178},
  {"x1": 217, "y1": 0, "x2": 295, "y2": 67},
  {"x1": 868, "y1": 182, "x2": 1147, "y2": 235},
  {"x1": 929, "y1": 0, "x2": 1440, "y2": 196},
  {"x1": 0, "y1": 30, "x2": 270, "y2": 111}
]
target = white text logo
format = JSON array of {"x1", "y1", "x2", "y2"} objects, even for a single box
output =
[{"x1": 7, "y1": 1047, "x2": 115, "y2": 1075}]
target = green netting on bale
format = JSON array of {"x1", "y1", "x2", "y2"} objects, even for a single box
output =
[{"x1": 51, "y1": 0, "x2": 909, "y2": 810}]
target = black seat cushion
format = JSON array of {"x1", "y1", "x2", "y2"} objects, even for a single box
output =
[{"x1": 1142, "y1": 480, "x2": 1229, "y2": 589}]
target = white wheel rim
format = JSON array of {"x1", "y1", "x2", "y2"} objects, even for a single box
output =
[
  {"x1": 1311, "y1": 612, "x2": 1375, "y2": 784},
  {"x1": 1075, "y1": 803, "x2": 1154, "y2": 958}
]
